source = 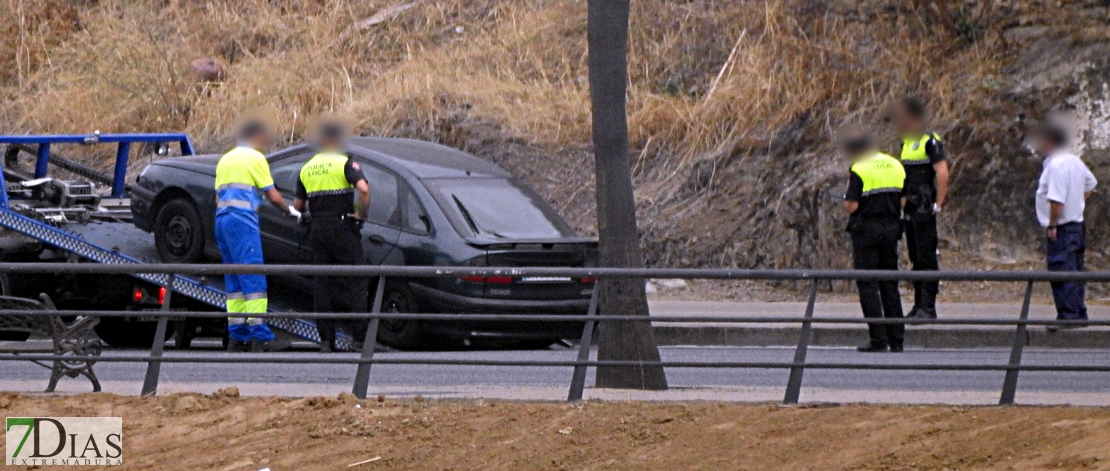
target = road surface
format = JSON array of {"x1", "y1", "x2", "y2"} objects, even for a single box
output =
[{"x1": 2, "y1": 344, "x2": 1108, "y2": 405}]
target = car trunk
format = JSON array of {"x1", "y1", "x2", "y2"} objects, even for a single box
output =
[{"x1": 463, "y1": 237, "x2": 597, "y2": 301}]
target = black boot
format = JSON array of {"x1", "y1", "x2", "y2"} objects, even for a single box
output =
[
  {"x1": 250, "y1": 339, "x2": 272, "y2": 353},
  {"x1": 857, "y1": 341, "x2": 888, "y2": 353},
  {"x1": 907, "y1": 307, "x2": 937, "y2": 320}
]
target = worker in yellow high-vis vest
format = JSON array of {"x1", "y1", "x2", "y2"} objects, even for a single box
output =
[
  {"x1": 215, "y1": 119, "x2": 292, "y2": 352},
  {"x1": 841, "y1": 126, "x2": 906, "y2": 353},
  {"x1": 892, "y1": 98, "x2": 949, "y2": 320},
  {"x1": 293, "y1": 121, "x2": 371, "y2": 352}
]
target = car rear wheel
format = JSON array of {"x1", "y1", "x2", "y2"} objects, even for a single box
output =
[
  {"x1": 376, "y1": 281, "x2": 425, "y2": 349},
  {"x1": 93, "y1": 317, "x2": 173, "y2": 349},
  {"x1": 154, "y1": 198, "x2": 205, "y2": 263}
]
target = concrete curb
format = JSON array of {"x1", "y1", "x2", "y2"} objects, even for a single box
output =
[{"x1": 652, "y1": 325, "x2": 1110, "y2": 349}]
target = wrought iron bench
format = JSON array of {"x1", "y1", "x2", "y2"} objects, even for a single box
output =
[{"x1": 0, "y1": 294, "x2": 102, "y2": 392}]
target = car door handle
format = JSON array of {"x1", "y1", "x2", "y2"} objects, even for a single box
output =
[{"x1": 368, "y1": 234, "x2": 386, "y2": 244}]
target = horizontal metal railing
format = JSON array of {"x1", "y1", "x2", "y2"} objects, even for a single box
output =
[
  {"x1": 5, "y1": 261, "x2": 1110, "y2": 281},
  {"x1": 3, "y1": 310, "x2": 1108, "y2": 326},
  {"x1": 0, "y1": 263, "x2": 1106, "y2": 404}
]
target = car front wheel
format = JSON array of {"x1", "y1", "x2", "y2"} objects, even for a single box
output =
[{"x1": 154, "y1": 198, "x2": 206, "y2": 263}]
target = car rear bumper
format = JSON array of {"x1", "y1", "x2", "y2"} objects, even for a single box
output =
[
  {"x1": 408, "y1": 282, "x2": 589, "y2": 339},
  {"x1": 409, "y1": 282, "x2": 591, "y2": 313}
]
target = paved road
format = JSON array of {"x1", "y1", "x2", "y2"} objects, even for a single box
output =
[{"x1": 3, "y1": 344, "x2": 1108, "y2": 405}]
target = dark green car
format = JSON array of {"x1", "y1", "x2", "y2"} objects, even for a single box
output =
[{"x1": 131, "y1": 137, "x2": 597, "y2": 348}]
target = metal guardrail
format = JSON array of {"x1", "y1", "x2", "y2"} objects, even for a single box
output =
[{"x1": 1, "y1": 263, "x2": 1107, "y2": 404}]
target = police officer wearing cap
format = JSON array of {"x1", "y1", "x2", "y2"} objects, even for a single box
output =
[
  {"x1": 293, "y1": 122, "x2": 371, "y2": 352},
  {"x1": 892, "y1": 98, "x2": 949, "y2": 320},
  {"x1": 842, "y1": 126, "x2": 906, "y2": 353}
]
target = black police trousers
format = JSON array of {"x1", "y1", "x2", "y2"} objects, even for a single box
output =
[
  {"x1": 309, "y1": 216, "x2": 369, "y2": 348},
  {"x1": 851, "y1": 219, "x2": 905, "y2": 348},
  {"x1": 904, "y1": 201, "x2": 939, "y2": 310}
]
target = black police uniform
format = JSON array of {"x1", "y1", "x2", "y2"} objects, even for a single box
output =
[
  {"x1": 296, "y1": 152, "x2": 369, "y2": 351},
  {"x1": 845, "y1": 152, "x2": 906, "y2": 351},
  {"x1": 899, "y1": 133, "x2": 947, "y2": 317}
]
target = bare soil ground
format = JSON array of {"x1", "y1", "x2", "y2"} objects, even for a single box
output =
[{"x1": 4, "y1": 392, "x2": 1110, "y2": 471}]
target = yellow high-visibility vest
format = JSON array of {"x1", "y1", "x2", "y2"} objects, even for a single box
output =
[
  {"x1": 299, "y1": 152, "x2": 354, "y2": 196},
  {"x1": 851, "y1": 152, "x2": 905, "y2": 196},
  {"x1": 214, "y1": 146, "x2": 274, "y2": 212},
  {"x1": 900, "y1": 133, "x2": 941, "y2": 166}
]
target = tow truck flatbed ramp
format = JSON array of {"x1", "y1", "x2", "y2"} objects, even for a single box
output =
[{"x1": 0, "y1": 133, "x2": 333, "y2": 347}]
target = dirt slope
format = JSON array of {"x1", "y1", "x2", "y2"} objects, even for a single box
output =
[
  {"x1": 4, "y1": 392, "x2": 1110, "y2": 471},
  {"x1": 1, "y1": 1, "x2": 1109, "y2": 275}
]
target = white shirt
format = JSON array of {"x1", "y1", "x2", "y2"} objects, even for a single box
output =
[{"x1": 1036, "y1": 150, "x2": 1097, "y2": 227}]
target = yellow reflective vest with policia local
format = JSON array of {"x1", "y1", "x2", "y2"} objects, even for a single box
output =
[{"x1": 845, "y1": 151, "x2": 905, "y2": 228}]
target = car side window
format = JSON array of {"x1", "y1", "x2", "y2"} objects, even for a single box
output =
[
  {"x1": 362, "y1": 163, "x2": 400, "y2": 227},
  {"x1": 402, "y1": 185, "x2": 431, "y2": 234},
  {"x1": 269, "y1": 153, "x2": 312, "y2": 194}
]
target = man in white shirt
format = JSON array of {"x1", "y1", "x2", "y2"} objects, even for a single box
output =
[{"x1": 1034, "y1": 121, "x2": 1097, "y2": 326}]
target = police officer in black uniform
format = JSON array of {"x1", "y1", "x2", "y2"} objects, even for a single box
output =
[
  {"x1": 842, "y1": 126, "x2": 907, "y2": 353},
  {"x1": 892, "y1": 98, "x2": 949, "y2": 319},
  {"x1": 293, "y1": 122, "x2": 371, "y2": 352}
]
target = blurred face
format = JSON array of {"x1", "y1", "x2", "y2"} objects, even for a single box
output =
[
  {"x1": 893, "y1": 106, "x2": 921, "y2": 136},
  {"x1": 1032, "y1": 135, "x2": 1057, "y2": 157},
  {"x1": 839, "y1": 130, "x2": 872, "y2": 161},
  {"x1": 319, "y1": 136, "x2": 346, "y2": 151},
  {"x1": 247, "y1": 132, "x2": 272, "y2": 151}
]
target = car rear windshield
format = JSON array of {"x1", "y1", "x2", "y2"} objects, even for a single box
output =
[{"x1": 424, "y1": 178, "x2": 575, "y2": 239}]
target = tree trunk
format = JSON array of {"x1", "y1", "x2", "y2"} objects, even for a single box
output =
[{"x1": 587, "y1": 0, "x2": 668, "y2": 390}]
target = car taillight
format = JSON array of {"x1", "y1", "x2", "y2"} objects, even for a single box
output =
[
  {"x1": 132, "y1": 286, "x2": 165, "y2": 306},
  {"x1": 460, "y1": 276, "x2": 513, "y2": 284},
  {"x1": 581, "y1": 277, "x2": 597, "y2": 283}
]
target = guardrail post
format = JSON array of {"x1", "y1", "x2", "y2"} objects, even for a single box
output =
[
  {"x1": 567, "y1": 283, "x2": 600, "y2": 402},
  {"x1": 783, "y1": 279, "x2": 819, "y2": 404},
  {"x1": 352, "y1": 276, "x2": 386, "y2": 399},
  {"x1": 999, "y1": 280, "x2": 1034, "y2": 405},
  {"x1": 141, "y1": 274, "x2": 174, "y2": 396}
]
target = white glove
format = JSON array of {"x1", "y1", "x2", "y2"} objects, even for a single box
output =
[
  {"x1": 932, "y1": 203, "x2": 942, "y2": 214},
  {"x1": 287, "y1": 205, "x2": 302, "y2": 221}
]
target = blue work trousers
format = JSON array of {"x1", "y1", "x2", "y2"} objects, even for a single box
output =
[
  {"x1": 1046, "y1": 222, "x2": 1088, "y2": 320},
  {"x1": 215, "y1": 212, "x2": 275, "y2": 342}
]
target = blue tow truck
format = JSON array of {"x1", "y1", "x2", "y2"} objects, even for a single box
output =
[{"x1": 0, "y1": 133, "x2": 332, "y2": 348}]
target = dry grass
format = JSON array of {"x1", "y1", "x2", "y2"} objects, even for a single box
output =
[
  {"x1": 0, "y1": 0, "x2": 1044, "y2": 271},
  {"x1": 0, "y1": 1, "x2": 1003, "y2": 151}
]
